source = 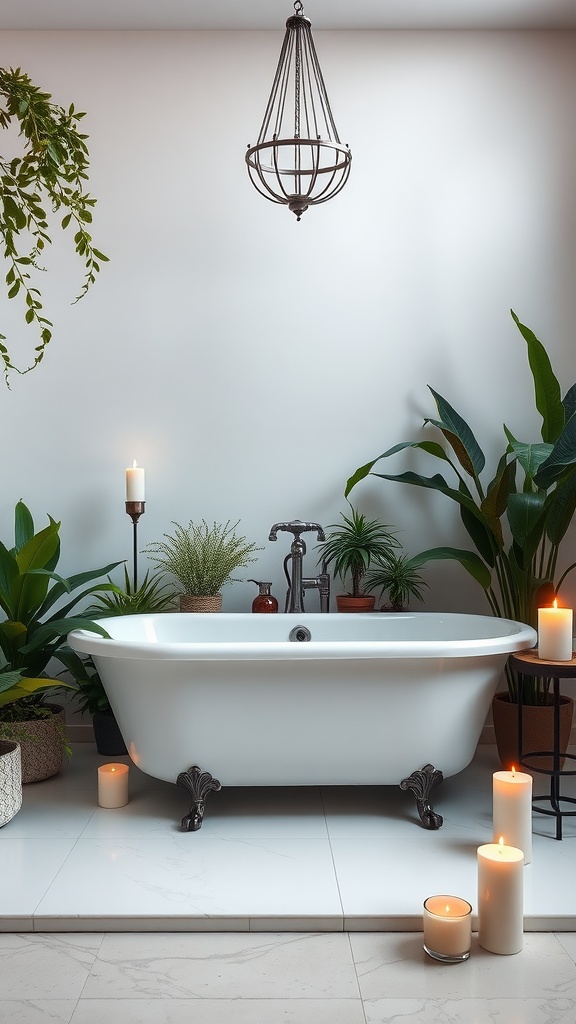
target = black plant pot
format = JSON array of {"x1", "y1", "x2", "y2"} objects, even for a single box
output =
[{"x1": 93, "y1": 711, "x2": 128, "y2": 756}]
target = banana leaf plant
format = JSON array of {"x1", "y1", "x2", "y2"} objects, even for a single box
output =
[
  {"x1": 0, "y1": 499, "x2": 120, "y2": 721},
  {"x1": 346, "y1": 310, "x2": 576, "y2": 703}
]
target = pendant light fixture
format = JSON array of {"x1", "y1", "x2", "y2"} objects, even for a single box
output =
[{"x1": 246, "y1": 1, "x2": 352, "y2": 221}]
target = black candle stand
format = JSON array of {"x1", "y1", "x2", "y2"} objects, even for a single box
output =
[{"x1": 125, "y1": 500, "x2": 145, "y2": 591}]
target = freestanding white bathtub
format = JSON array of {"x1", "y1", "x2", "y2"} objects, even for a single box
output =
[{"x1": 68, "y1": 612, "x2": 536, "y2": 830}]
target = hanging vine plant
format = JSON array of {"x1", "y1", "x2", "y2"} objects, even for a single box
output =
[{"x1": 0, "y1": 66, "x2": 108, "y2": 384}]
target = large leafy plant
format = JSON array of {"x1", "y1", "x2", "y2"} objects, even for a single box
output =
[
  {"x1": 346, "y1": 311, "x2": 576, "y2": 701},
  {"x1": 0, "y1": 500, "x2": 120, "y2": 719},
  {"x1": 0, "y1": 66, "x2": 108, "y2": 384}
]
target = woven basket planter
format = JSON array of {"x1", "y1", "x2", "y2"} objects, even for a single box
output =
[
  {"x1": 7, "y1": 704, "x2": 66, "y2": 783},
  {"x1": 0, "y1": 740, "x2": 22, "y2": 826},
  {"x1": 179, "y1": 594, "x2": 223, "y2": 613}
]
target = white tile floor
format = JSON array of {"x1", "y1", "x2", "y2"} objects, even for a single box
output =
[
  {"x1": 2, "y1": 744, "x2": 576, "y2": 1022},
  {"x1": 1, "y1": 742, "x2": 575, "y2": 932}
]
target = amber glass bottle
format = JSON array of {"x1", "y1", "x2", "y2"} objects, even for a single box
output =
[{"x1": 249, "y1": 580, "x2": 279, "y2": 613}]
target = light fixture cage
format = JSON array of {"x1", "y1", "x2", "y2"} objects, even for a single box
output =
[{"x1": 246, "y1": 2, "x2": 351, "y2": 220}]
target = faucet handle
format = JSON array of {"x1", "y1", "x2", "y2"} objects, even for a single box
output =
[{"x1": 269, "y1": 520, "x2": 325, "y2": 542}]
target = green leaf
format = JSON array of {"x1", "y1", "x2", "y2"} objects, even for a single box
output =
[
  {"x1": 507, "y1": 492, "x2": 546, "y2": 558},
  {"x1": 511, "y1": 310, "x2": 564, "y2": 443},
  {"x1": 545, "y1": 475, "x2": 576, "y2": 546},
  {"x1": 14, "y1": 500, "x2": 35, "y2": 551},
  {"x1": 534, "y1": 412, "x2": 576, "y2": 489},
  {"x1": 409, "y1": 546, "x2": 492, "y2": 590},
  {"x1": 427, "y1": 388, "x2": 485, "y2": 478}
]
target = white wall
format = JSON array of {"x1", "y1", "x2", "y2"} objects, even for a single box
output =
[{"x1": 1, "y1": 29, "x2": 576, "y2": 618}]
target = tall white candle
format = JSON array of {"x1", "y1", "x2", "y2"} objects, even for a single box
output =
[
  {"x1": 538, "y1": 601, "x2": 573, "y2": 661},
  {"x1": 477, "y1": 839, "x2": 524, "y2": 954},
  {"x1": 493, "y1": 768, "x2": 533, "y2": 865},
  {"x1": 126, "y1": 460, "x2": 145, "y2": 502},
  {"x1": 423, "y1": 895, "x2": 472, "y2": 962},
  {"x1": 98, "y1": 763, "x2": 129, "y2": 807}
]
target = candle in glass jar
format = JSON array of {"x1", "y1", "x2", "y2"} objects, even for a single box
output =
[
  {"x1": 98, "y1": 763, "x2": 129, "y2": 807},
  {"x1": 493, "y1": 767, "x2": 532, "y2": 865},
  {"x1": 477, "y1": 839, "x2": 524, "y2": 954},
  {"x1": 126, "y1": 460, "x2": 145, "y2": 502},
  {"x1": 423, "y1": 895, "x2": 472, "y2": 962},
  {"x1": 538, "y1": 600, "x2": 573, "y2": 661}
]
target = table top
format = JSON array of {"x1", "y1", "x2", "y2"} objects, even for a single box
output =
[{"x1": 510, "y1": 648, "x2": 576, "y2": 678}]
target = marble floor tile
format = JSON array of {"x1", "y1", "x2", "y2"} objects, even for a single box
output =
[
  {"x1": 350, "y1": 931, "x2": 576, "y2": 1000},
  {"x1": 0, "y1": 840, "x2": 78, "y2": 916},
  {"x1": 363, "y1": 997, "x2": 576, "y2": 1023},
  {"x1": 70, "y1": 999, "x2": 367, "y2": 1024},
  {"x1": 0, "y1": 932, "x2": 103, "y2": 999},
  {"x1": 33, "y1": 837, "x2": 342, "y2": 919},
  {"x1": 85, "y1": 932, "x2": 360, "y2": 999},
  {"x1": 3, "y1": 1001, "x2": 77, "y2": 1024}
]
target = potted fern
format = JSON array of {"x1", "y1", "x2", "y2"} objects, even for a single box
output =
[{"x1": 145, "y1": 519, "x2": 262, "y2": 612}]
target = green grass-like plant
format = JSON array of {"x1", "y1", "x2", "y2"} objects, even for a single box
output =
[{"x1": 145, "y1": 520, "x2": 262, "y2": 597}]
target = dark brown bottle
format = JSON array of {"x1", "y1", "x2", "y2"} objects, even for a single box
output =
[{"x1": 249, "y1": 580, "x2": 278, "y2": 613}]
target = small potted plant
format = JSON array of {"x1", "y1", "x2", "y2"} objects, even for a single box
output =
[
  {"x1": 365, "y1": 552, "x2": 428, "y2": 611},
  {"x1": 317, "y1": 504, "x2": 400, "y2": 612},
  {"x1": 144, "y1": 519, "x2": 262, "y2": 612},
  {"x1": 0, "y1": 500, "x2": 120, "y2": 781}
]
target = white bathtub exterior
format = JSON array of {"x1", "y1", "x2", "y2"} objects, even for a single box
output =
[{"x1": 68, "y1": 613, "x2": 536, "y2": 787}]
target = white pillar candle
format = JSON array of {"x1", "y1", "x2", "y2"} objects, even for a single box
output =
[
  {"x1": 477, "y1": 840, "x2": 524, "y2": 954},
  {"x1": 423, "y1": 895, "x2": 472, "y2": 962},
  {"x1": 98, "y1": 763, "x2": 129, "y2": 808},
  {"x1": 126, "y1": 461, "x2": 145, "y2": 502},
  {"x1": 538, "y1": 601, "x2": 573, "y2": 661},
  {"x1": 493, "y1": 768, "x2": 533, "y2": 865}
]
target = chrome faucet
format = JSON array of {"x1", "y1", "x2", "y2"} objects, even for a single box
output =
[{"x1": 268, "y1": 520, "x2": 330, "y2": 613}]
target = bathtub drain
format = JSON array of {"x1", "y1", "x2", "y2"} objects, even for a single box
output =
[{"x1": 289, "y1": 625, "x2": 312, "y2": 642}]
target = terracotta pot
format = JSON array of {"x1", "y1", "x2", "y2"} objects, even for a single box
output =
[
  {"x1": 336, "y1": 595, "x2": 376, "y2": 613},
  {"x1": 7, "y1": 704, "x2": 66, "y2": 783},
  {"x1": 180, "y1": 594, "x2": 223, "y2": 613},
  {"x1": 492, "y1": 691, "x2": 574, "y2": 772},
  {"x1": 0, "y1": 740, "x2": 22, "y2": 826}
]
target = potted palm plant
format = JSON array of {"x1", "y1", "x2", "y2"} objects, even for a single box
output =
[
  {"x1": 365, "y1": 552, "x2": 428, "y2": 612},
  {"x1": 346, "y1": 310, "x2": 576, "y2": 761},
  {"x1": 0, "y1": 500, "x2": 120, "y2": 780},
  {"x1": 144, "y1": 519, "x2": 261, "y2": 612},
  {"x1": 317, "y1": 505, "x2": 400, "y2": 611}
]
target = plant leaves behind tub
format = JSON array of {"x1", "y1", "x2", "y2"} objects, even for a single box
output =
[
  {"x1": 0, "y1": 499, "x2": 120, "y2": 725},
  {"x1": 0, "y1": 66, "x2": 109, "y2": 384},
  {"x1": 144, "y1": 520, "x2": 262, "y2": 599},
  {"x1": 346, "y1": 310, "x2": 576, "y2": 704},
  {"x1": 365, "y1": 552, "x2": 428, "y2": 612},
  {"x1": 316, "y1": 504, "x2": 400, "y2": 608}
]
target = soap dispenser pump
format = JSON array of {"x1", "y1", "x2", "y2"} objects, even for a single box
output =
[{"x1": 249, "y1": 580, "x2": 278, "y2": 613}]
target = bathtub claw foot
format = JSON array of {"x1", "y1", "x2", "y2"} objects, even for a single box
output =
[
  {"x1": 400, "y1": 763, "x2": 444, "y2": 829},
  {"x1": 177, "y1": 765, "x2": 222, "y2": 831}
]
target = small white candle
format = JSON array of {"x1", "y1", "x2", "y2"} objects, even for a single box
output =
[
  {"x1": 423, "y1": 895, "x2": 472, "y2": 962},
  {"x1": 126, "y1": 460, "x2": 145, "y2": 502},
  {"x1": 98, "y1": 762, "x2": 129, "y2": 807},
  {"x1": 477, "y1": 839, "x2": 524, "y2": 954},
  {"x1": 538, "y1": 600, "x2": 573, "y2": 661},
  {"x1": 493, "y1": 768, "x2": 533, "y2": 865}
]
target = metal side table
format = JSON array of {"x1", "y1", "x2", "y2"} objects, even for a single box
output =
[{"x1": 509, "y1": 650, "x2": 576, "y2": 840}]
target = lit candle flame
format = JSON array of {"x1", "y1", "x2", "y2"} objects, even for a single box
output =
[
  {"x1": 133, "y1": 459, "x2": 137, "y2": 468},
  {"x1": 553, "y1": 598, "x2": 558, "y2": 610},
  {"x1": 498, "y1": 836, "x2": 504, "y2": 852}
]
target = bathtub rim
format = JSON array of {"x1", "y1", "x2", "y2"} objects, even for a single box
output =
[{"x1": 68, "y1": 611, "x2": 538, "y2": 662}]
